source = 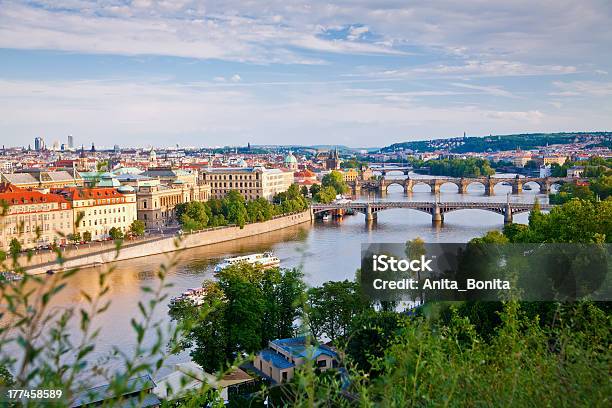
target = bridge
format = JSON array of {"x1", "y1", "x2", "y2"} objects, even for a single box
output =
[
  {"x1": 351, "y1": 176, "x2": 573, "y2": 196},
  {"x1": 311, "y1": 201, "x2": 554, "y2": 225}
]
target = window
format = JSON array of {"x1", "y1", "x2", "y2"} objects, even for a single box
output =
[{"x1": 317, "y1": 360, "x2": 327, "y2": 368}]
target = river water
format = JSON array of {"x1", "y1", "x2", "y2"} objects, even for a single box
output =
[{"x1": 3, "y1": 174, "x2": 550, "y2": 383}]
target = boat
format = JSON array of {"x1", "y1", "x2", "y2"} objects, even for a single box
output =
[
  {"x1": 0, "y1": 272, "x2": 23, "y2": 282},
  {"x1": 213, "y1": 252, "x2": 280, "y2": 273},
  {"x1": 322, "y1": 214, "x2": 331, "y2": 221},
  {"x1": 523, "y1": 185, "x2": 532, "y2": 190},
  {"x1": 170, "y1": 287, "x2": 209, "y2": 306}
]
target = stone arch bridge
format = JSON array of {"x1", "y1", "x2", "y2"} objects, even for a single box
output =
[
  {"x1": 312, "y1": 201, "x2": 554, "y2": 225},
  {"x1": 352, "y1": 176, "x2": 572, "y2": 196}
]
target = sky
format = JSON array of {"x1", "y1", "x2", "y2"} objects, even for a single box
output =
[{"x1": 0, "y1": 1, "x2": 611, "y2": 148}]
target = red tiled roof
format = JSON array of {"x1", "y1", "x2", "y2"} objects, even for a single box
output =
[
  {"x1": 0, "y1": 185, "x2": 69, "y2": 207},
  {"x1": 52, "y1": 187, "x2": 126, "y2": 200}
]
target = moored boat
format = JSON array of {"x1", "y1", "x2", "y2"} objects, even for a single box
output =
[{"x1": 170, "y1": 287, "x2": 208, "y2": 306}]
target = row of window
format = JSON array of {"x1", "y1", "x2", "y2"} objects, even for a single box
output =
[{"x1": 81, "y1": 216, "x2": 128, "y2": 227}]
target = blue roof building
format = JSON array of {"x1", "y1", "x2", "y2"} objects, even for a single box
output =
[{"x1": 254, "y1": 337, "x2": 339, "y2": 384}]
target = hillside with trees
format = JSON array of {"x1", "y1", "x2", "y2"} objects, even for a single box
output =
[{"x1": 381, "y1": 132, "x2": 612, "y2": 153}]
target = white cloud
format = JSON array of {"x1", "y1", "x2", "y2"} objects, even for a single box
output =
[
  {"x1": 550, "y1": 81, "x2": 612, "y2": 97},
  {"x1": 1, "y1": 77, "x2": 603, "y2": 147},
  {"x1": 230, "y1": 74, "x2": 242, "y2": 83}
]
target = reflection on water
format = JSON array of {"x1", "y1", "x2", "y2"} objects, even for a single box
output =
[{"x1": 3, "y1": 180, "x2": 549, "y2": 382}]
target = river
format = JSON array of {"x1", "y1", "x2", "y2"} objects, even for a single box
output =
[{"x1": 3, "y1": 175, "x2": 551, "y2": 383}]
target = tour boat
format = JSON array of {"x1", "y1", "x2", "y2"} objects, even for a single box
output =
[
  {"x1": 523, "y1": 184, "x2": 532, "y2": 190},
  {"x1": 322, "y1": 214, "x2": 331, "y2": 221},
  {"x1": 170, "y1": 287, "x2": 208, "y2": 306},
  {"x1": 213, "y1": 252, "x2": 280, "y2": 273}
]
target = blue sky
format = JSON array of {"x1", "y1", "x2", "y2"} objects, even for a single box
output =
[{"x1": 0, "y1": 0, "x2": 611, "y2": 148}]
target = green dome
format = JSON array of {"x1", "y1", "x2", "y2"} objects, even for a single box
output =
[{"x1": 284, "y1": 152, "x2": 298, "y2": 164}]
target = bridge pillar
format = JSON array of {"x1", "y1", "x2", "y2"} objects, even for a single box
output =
[
  {"x1": 432, "y1": 203, "x2": 444, "y2": 225},
  {"x1": 431, "y1": 180, "x2": 441, "y2": 195},
  {"x1": 542, "y1": 180, "x2": 551, "y2": 194},
  {"x1": 404, "y1": 178, "x2": 414, "y2": 194},
  {"x1": 485, "y1": 179, "x2": 496, "y2": 196},
  {"x1": 504, "y1": 204, "x2": 513, "y2": 224},
  {"x1": 365, "y1": 204, "x2": 377, "y2": 223},
  {"x1": 378, "y1": 181, "x2": 387, "y2": 197},
  {"x1": 512, "y1": 179, "x2": 523, "y2": 194},
  {"x1": 459, "y1": 178, "x2": 468, "y2": 194},
  {"x1": 352, "y1": 181, "x2": 361, "y2": 196}
]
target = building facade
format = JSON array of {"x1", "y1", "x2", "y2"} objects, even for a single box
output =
[
  {"x1": 200, "y1": 167, "x2": 294, "y2": 201},
  {"x1": 54, "y1": 187, "x2": 137, "y2": 241},
  {"x1": 0, "y1": 185, "x2": 73, "y2": 251},
  {"x1": 136, "y1": 183, "x2": 211, "y2": 229}
]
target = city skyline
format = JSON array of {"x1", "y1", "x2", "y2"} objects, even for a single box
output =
[{"x1": 1, "y1": 1, "x2": 611, "y2": 147}]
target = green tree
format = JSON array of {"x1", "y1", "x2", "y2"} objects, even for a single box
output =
[
  {"x1": 82, "y1": 230, "x2": 92, "y2": 242},
  {"x1": 9, "y1": 238, "x2": 21, "y2": 256},
  {"x1": 300, "y1": 185, "x2": 309, "y2": 198},
  {"x1": 314, "y1": 186, "x2": 337, "y2": 204},
  {"x1": 322, "y1": 170, "x2": 349, "y2": 195},
  {"x1": 108, "y1": 227, "x2": 124, "y2": 240},
  {"x1": 69, "y1": 232, "x2": 82, "y2": 244},
  {"x1": 309, "y1": 184, "x2": 321, "y2": 197},
  {"x1": 306, "y1": 280, "x2": 370, "y2": 342},
  {"x1": 222, "y1": 191, "x2": 248, "y2": 228},
  {"x1": 128, "y1": 220, "x2": 146, "y2": 237},
  {"x1": 0, "y1": 364, "x2": 14, "y2": 387},
  {"x1": 176, "y1": 201, "x2": 210, "y2": 231}
]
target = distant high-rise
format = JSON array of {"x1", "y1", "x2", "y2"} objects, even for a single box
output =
[
  {"x1": 34, "y1": 137, "x2": 45, "y2": 151},
  {"x1": 68, "y1": 134, "x2": 74, "y2": 149}
]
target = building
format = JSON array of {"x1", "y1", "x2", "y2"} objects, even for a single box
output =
[
  {"x1": 67, "y1": 134, "x2": 74, "y2": 149},
  {"x1": 254, "y1": 337, "x2": 339, "y2": 384},
  {"x1": 153, "y1": 362, "x2": 253, "y2": 403},
  {"x1": 541, "y1": 155, "x2": 568, "y2": 166},
  {"x1": 1, "y1": 170, "x2": 83, "y2": 189},
  {"x1": 34, "y1": 137, "x2": 45, "y2": 151},
  {"x1": 341, "y1": 168, "x2": 359, "y2": 183},
  {"x1": 293, "y1": 169, "x2": 319, "y2": 187},
  {"x1": 53, "y1": 187, "x2": 137, "y2": 241},
  {"x1": 141, "y1": 167, "x2": 197, "y2": 187},
  {"x1": 284, "y1": 152, "x2": 298, "y2": 170},
  {"x1": 71, "y1": 374, "x2": 160, "y2": 408},
  {"x1": 136, "y1": 183, "x2": 211, "y2": 229},
  {"x1": 512, "y1": 154, "x2": 532, "y2": 168},
  {"x1": 567, "y1": 165, "x2": 585, "y2": 178},
  {"x1": 0, "y1": 184, "x2": 73, "y2": 251},
  {"x1": 200, "y1": 166, "x2": 294, "y2": 201},
  {"x1": 539, "y1": 165, "x2": 552, "y2": 178},
  {"x1": 325, "y1": 148, "x2": 341, "y2": 170}
]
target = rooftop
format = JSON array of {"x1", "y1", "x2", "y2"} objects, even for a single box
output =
[{"x1": 70, "y1": 374, "x2": 159, "y2": 408}]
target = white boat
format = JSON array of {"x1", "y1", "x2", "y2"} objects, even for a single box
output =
[
  {"x1": 213, "y1": 252, "x2": 280, "y2": 273},
  {"x1": 170, "y1": 287, "x2": 209, "y2": 306},
  {"x1": 523, "y1": 184, "x2": 532, "y2": 190},
  {"x1": 322, "y1": 214, "x2": 331, "y2": 221}
]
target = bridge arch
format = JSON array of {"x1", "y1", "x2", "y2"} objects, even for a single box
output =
[
  {"x1": 383, "y1": 180, "x2": 408, "y2": 192},
  {"x1": 438, "y1": 181, "x2": 460, "y2": 192},
  {"x1": 523, "y1": 180, "x2": 543, "y2": 192}
]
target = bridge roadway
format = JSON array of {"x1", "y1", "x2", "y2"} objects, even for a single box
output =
[
  {"x1": 351, "y1": 176, "x2": 575, "y2": 196},
  {"x1": 311, "y1": 201, "x2": 554, "y2": 225}
]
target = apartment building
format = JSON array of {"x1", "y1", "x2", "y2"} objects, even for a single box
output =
[
  {"x1": 0, "y1": 184, "x2": 73, "y2": 251},
  {"x1": 53, "y1": 186, "x2": 137, "y2": 241},
  {"x1": 199, "y1": 166, "x2": 294, "y2": 201}
]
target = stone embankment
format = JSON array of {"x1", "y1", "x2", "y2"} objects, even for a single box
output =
[{"x1": 22, "y1": 209, "x2": 313, "y2": 275}]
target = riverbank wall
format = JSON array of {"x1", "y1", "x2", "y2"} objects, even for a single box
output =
[{"x1": 21, "y1": 209, "x2": 313, "y2": 275}]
